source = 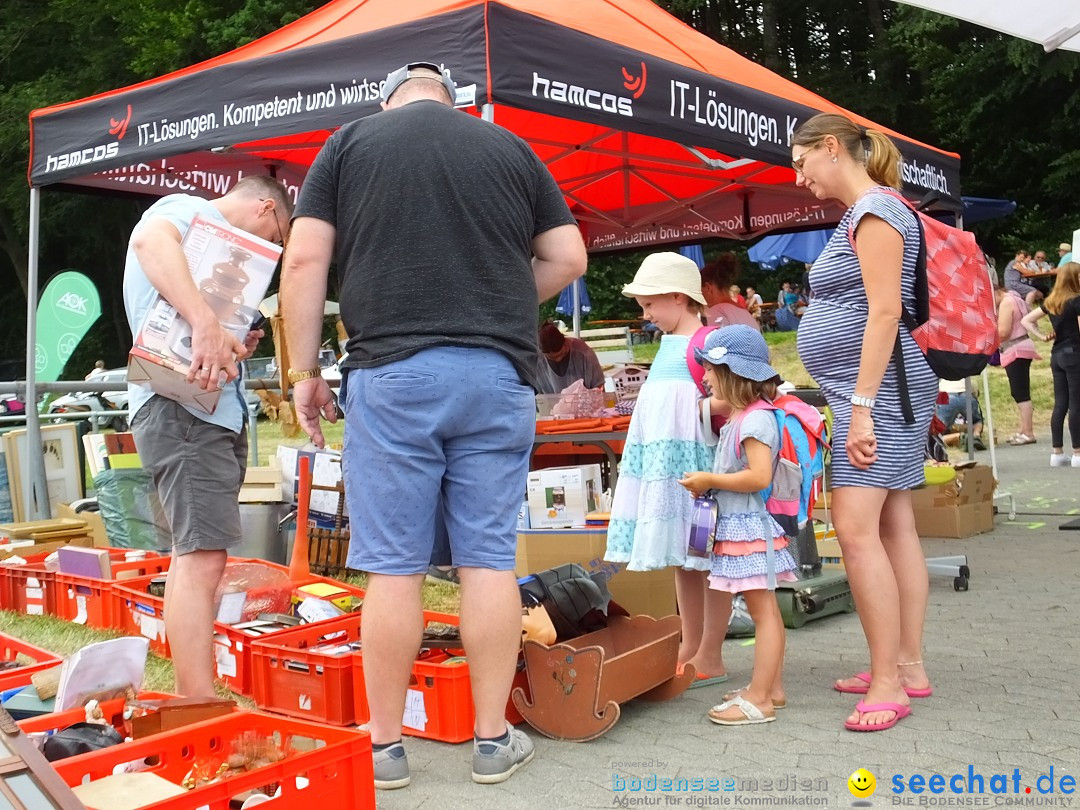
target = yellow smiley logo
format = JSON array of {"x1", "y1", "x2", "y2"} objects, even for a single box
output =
[{"x1": 848, "y1": 768, "x2": 876, "y2": 798}]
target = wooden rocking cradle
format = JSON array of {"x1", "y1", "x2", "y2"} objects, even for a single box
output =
[{"x1": 511, "y1": 614, "x2": 694, "y2": 742}]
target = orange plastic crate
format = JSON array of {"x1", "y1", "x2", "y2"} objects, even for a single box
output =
[
  {"x1": 5, "y1": 553, "x2": 58, "y2": 616},
  {"x1": 111, "y1": 561, "x2": 364, "y2": 696},
  {"x1": 251, "y1": 609, "x2": 525, "y2": 740},
  {"x1": 349, "y1": 610, "x2": 529, "y2": 742},
  {"x1": 251, "y1": 609, "x2": 485, "y2": 729},
  {"x1": 0, "y1": 632, "x2": 63, "y2": 692},
  {"x1": 250, "y1": 613, "x2": 362, "y2": 726},
  {"x1": 110, "y1": 558, "x2": 296, "y2": 660},
  {"x1": 54, "y1": 549, "x2": 170, "y2": 630},
  {"x1": 0, "y1": 553, "x2": 20, "y2": 609},
  {"x1": 212, "y1": 575, "x2": 364, "y2": 697},
  {"x1": 111, "y1": 571, "x2": 172, "y2": 657},
  {"x1": 52, "y1": 710, "x2": 375, "y2": 810},
  {"x1": 394, "y1": 647, "x2": 475, "y2": 742}
]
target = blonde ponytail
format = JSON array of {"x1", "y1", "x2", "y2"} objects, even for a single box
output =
[{"x1": 864, "y1": 129, "x2": 902, "y2": 190}]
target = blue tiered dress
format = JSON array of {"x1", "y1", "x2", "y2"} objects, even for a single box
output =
[
  {"x1": 604, "y1": 334, "x2": 714, "y2": 572},
  {"x1": 708, "y1": 409, "x2": 798, "y2": 592}
]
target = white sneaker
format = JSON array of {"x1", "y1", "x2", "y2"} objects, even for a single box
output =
[
  {"x1": 1073, "y1": 455, "x2": 1080, "y2": 468},
  {"x1": 1051, "y1": 453, "x2": 1070, "y2": 467}
]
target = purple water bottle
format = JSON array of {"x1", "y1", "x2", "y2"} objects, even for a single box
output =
[{"x1": 688, "y1": 495, "x2": 717, "y2": 558}]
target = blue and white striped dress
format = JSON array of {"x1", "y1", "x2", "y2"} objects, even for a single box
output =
[{"x1": 796, "y1": 189, "x2": 937, "y2": 490}]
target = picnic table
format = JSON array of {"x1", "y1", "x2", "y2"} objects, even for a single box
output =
[
  {"x1": 758, "y1": 302, "x2": 778, "y2": 331},
  {"x1": 533, "y1": 417, "x2": 630, "y2": 490},
  {"x1": 1018, "y1": 267, "x2": 1057, "y2": 279}
]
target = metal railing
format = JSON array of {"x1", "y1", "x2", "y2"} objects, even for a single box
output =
[{"x1": 0, "y1": 377, "x2": 338, "y2": 474}]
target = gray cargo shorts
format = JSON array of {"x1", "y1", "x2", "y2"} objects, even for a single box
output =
[{"x1": 130, "y1": 396, "x2": 247, "y2": 555}]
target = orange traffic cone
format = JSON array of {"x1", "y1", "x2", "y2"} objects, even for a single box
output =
[{"x1": 289, "y1": 454, "x2": 312, "y2": 582}]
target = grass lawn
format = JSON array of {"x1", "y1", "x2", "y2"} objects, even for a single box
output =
[{"x1": 0, "y1": 610, "x2": 252, "y2": 703}]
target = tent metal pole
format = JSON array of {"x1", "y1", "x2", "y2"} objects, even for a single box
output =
[
  {"x1": 572, "y1": 280, "x2": 581, "y2": 337},
  {"x1": 24, "y1": 187, "x2": 50, "y2": 520},
  {"x1": 954, "y1": 210, "x2": 980, "y2": 465}
]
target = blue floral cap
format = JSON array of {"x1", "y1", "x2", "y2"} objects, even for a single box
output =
[{"x1": 693, "y1": 324, "x2": 779, "y2": 382}]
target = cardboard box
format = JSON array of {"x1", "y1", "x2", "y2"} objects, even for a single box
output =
[
  {"x1": 915, "y1": 501, "x2": 994, "y2": 539},
  {"x1": 128, "y1": 216, "x2": 281, "y2": 415},
  {"x1": 515, "y1": 528, "x2": 676, "y2": 617},
  {"x1": 55, "y1": 503, "x2": 109, "y2": 548},
  {"x1": 911, "y1": 463, "x2": 995, "y2": 538},
  {"x1": 815, "y1": 537, "x2": 845, "y2": 570},
  {"x1": 526, "y1": 464, "x2": 603, "y2": 529}
]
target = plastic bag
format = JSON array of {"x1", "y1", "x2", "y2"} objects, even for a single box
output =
[
  {"x1": 93, "y1": 469, "x2": 171, "y2": 550},
  {"x1": 551, "y1": 380, "x2": 604, "y2": 418},
  {"x1": 214, "y1": 562, "x2": 294, "y2": 624}
]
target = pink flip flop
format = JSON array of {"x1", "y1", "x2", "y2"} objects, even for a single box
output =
[
  {"x1": 844, "y1": 700, "x2": 912, "y2": 732},
  {"x1": 834, "y1": 672, "x2": 933, "y2": 698}
]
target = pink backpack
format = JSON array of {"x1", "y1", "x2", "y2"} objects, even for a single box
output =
[
  {"x1": 850, "y1": 189, "x2": 999, "y2": 421},
  {"x1": 686, "y1": 326, "x2": 726, "y2": 434}
]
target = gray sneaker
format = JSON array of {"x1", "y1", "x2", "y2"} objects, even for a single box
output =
[
  {"x1": 426, "y1": 565, "x2": 461, "y2": 586},
  {"x1": 471, "y1": 725, "x2": 535, "y2": 784},
  {"x1": 372, "y1": 742, "x2": 410, "y2": 790}
]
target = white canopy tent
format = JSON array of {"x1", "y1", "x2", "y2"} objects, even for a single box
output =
[{"x1": 894, "y1": 0, "x2": 1080, "y2": 53}]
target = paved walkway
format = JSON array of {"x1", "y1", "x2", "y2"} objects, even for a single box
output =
[{"x1": 376, "y1": 439, "x2": 1080, "y2": 809}]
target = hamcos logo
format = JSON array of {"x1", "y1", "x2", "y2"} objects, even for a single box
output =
[
  {"x1": 109, "y1": 104, "x2": 133, "y2": 141},
  {"x1": 622, "y1": 62, "x2": 647, "y2": 99},
  {"x1": 531, "y1": 63, "x2": 641, "y2": 118},
  {"x1": 43, "y1": 104, "x2": 131, "y2": 174},
  {"x1": 56, "y1": 292, "x2": 89, "y2": 316}
]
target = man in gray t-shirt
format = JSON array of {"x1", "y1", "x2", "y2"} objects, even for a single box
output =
[
  {"x1": 537, "y1": 323, "x2": 604, "y2": 394},
  {"x1": 281, "y1": 62, "x2": 585, "y2": 790}
]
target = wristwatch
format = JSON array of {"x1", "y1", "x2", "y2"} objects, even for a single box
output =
[
  {"x1": 287, "y1": 367, "x2": 323, "y2": 384},
  {"x1": 850, "y1": 394, "x2": 876, "y2": 409}
]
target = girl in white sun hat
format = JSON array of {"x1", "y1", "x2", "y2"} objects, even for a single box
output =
[{"x1": 604, "y1": 252, "x2": 729, "y2": 687}]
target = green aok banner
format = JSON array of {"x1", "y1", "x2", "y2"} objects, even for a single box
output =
[{"x1": 36, "y1": 270, "x2": 101, "y2": 382}]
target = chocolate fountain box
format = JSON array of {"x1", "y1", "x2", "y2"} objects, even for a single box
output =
[{"x1": 128, "y1": 216, "x2": 282, "y2": 414}]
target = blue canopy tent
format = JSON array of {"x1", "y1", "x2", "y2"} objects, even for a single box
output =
[
  {"x1": 677, "y1": 244, "x2": 705, "y2": 268},
  {"x1": 748, "y1": 196, "x2": 1016, "y2": 270},
  {"x1": 556, "y1": 277, "x2": 591, "y2": 335},
  {"x1": 556, "y1": 278, "x2": 591, "y2": 317},
  {"x1": 748, "y1": 228, "x2": 835, "y2": 271}
]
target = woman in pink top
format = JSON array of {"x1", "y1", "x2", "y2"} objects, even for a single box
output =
[{"x1": 996, "y1": 285, "x2": 1041, "y2": 444}]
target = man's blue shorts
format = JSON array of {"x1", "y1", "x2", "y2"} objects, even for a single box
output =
[{"x1": 342, "y1": 346, "x2": 535, "y2": 575}]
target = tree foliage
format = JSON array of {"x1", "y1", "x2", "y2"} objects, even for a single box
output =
[
  {"x1": 1, "y1": 0, "x2": 1078, "y2": 359},
  {"x1": 0, "y1": 0, "x2": 319, "y2": 369}
]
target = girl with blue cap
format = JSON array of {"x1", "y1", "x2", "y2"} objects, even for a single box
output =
[{"x1": 679, "y1": 325, "x2": 798, "y2": 725}]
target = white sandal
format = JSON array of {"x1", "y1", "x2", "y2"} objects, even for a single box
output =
[
  {"x1": 723, "y1": 685, "x2": 787, "y2": 709},
  {"x1": 707, "y1": 694, "x2": 776, "y2": 726},
  {"x1": 1007, "y1": 433, "x2": 1036, "y2": 445}
]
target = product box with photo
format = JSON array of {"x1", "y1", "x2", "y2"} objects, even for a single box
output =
[
  {"x1": 128, "y1": 216, "x2": 282, "y2": 414},
  {"x1": 526, "y1": 464, "x2": 604, "y2": 529}
]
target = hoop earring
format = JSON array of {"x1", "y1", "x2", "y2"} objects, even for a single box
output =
[{"x1": 831, "y1": 154, "x2": 838, "y2": 163}]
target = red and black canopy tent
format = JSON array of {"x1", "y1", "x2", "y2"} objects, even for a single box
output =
[
  {"x1": 30, "y1": 0, "x2": 962, "y2": 244},
  {"x1": 22, "y1": 0, "x2": 961, "y2": 517}
]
